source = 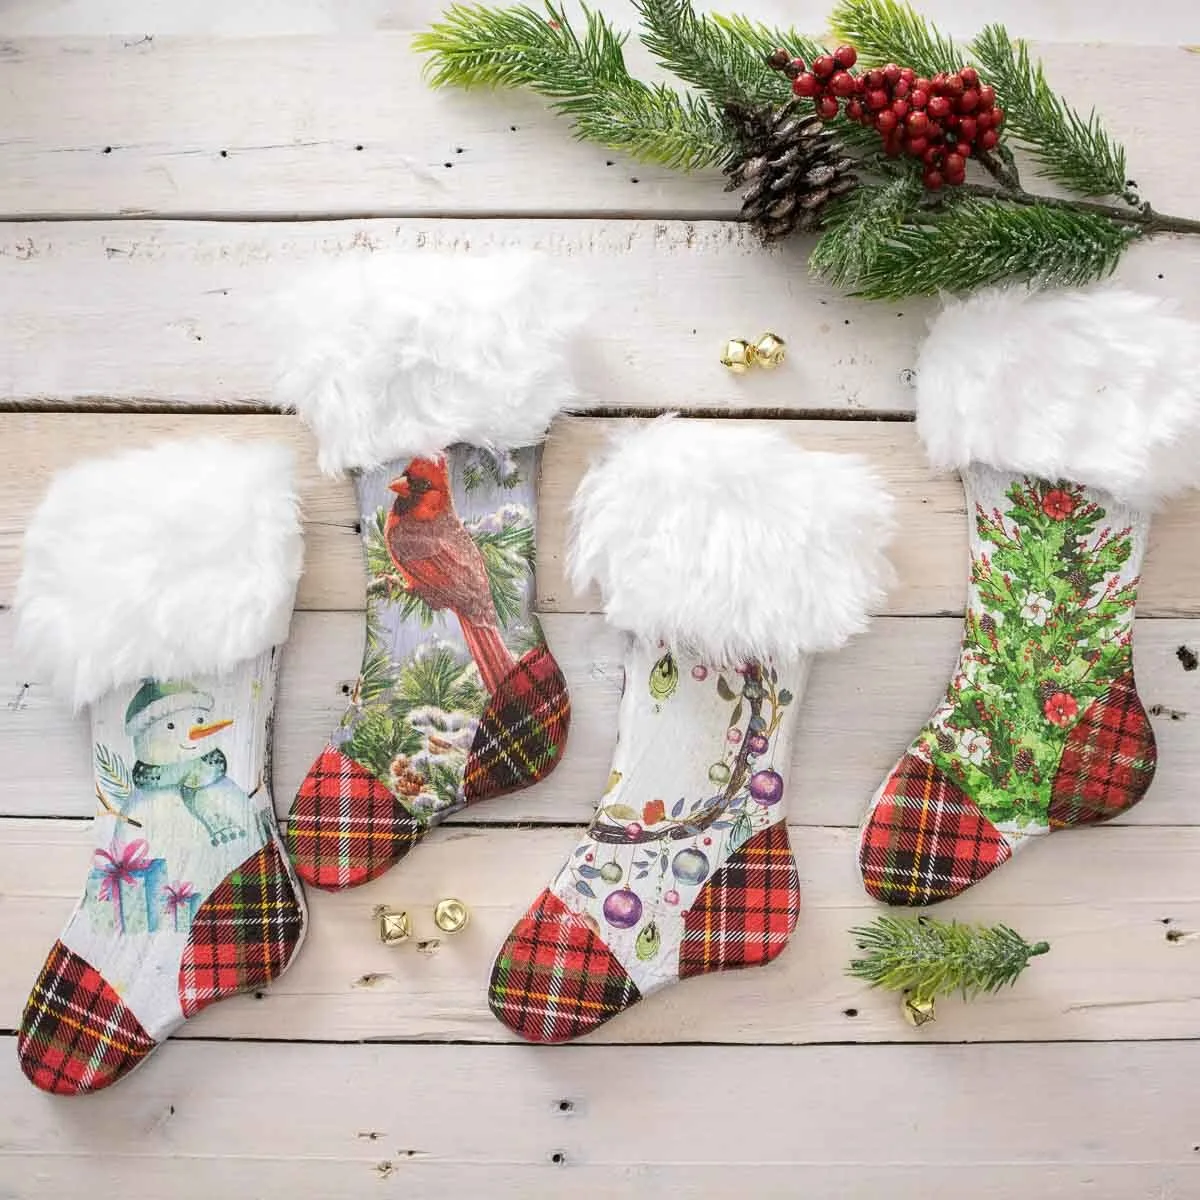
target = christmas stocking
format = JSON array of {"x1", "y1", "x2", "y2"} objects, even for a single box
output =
[
  {"x1": 14, "y1": 438, "x2": 306, "y2": 1094},
  {"x1": 488, "y1": 417, "x2": 895, "y2": 1042},
  {"x1": 859, "y1": 286, "x2": 1200, "y2": 906},
  {"x1": 275, "y1": 252, "x2": 585, "y2": 890}
]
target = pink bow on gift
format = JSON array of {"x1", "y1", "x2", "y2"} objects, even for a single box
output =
[
  {"x1": 163, "y1": 882, "x2": 198, "y2": 916},
  {"x1": 94, "y1": 839, "x2": 152, "y2": 900}
]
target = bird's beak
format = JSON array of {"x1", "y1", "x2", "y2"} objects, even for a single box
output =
[
  {"x1": 388, "y1": 475, "x2": 411, "y2": 499},
  {"x1": 188, "y1": 718, "x2": 233, "y2": 740}
]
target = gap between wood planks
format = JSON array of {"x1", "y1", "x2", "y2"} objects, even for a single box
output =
[{"x1": 0, "y1": 208, "x2": 740, "y2": 224}]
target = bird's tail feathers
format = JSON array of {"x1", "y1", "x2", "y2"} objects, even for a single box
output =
[{"x1": 459, "y1": 619, "x2": 517, "y2": 695}]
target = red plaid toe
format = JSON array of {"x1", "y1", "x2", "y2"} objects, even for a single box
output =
[
  {"x1": 287, "y1": 745, "x2": 423, "y2": 890},
  {"x1": 489, "y1": 889, "x2": 641, "y2": 1043},
  {"x1": 680, "y1": 822, "x2": 799, "y2": 977},
  {"x1": 1050, "y1": 673, "x2": 1157, "y2": 827},
  {"x1": 17, "y1": 941, "x2": 157, "y2": 1095},
  {"x1": 860, "y1": 752, "x2": 1011, "y2": 906}
]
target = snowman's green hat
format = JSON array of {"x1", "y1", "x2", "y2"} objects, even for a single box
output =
[{"x1": 124, "y1": 680, "x2": 213, "y2": 737}]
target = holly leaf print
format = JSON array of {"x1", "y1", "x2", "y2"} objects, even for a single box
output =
[
  {"x1": 575, "y1": 881, "x2": 597, "y2": 899},
  {"x1": 577, "y1": 864, "x2": 603, "y2": 879},
  {"x1": 717, "y1": 676, "x2": 736, "y2": 702}
]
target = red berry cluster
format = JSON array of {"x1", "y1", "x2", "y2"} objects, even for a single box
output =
[{"x1": 768, "y1": 45, "x2": 1005, "y2": 190}]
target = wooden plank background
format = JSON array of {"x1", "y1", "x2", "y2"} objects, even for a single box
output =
[{"x1": 1, "y1": 3, "x2": 1198, "y2": 1197}]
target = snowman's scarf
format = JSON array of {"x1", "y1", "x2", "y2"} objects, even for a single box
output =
[{"x1": 133, "y1": 749, "x2": 227, "y2": 795}]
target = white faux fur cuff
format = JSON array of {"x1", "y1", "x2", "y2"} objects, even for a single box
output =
[
  {"x1": 569, "y1": 417, "x2": 894, "y2": 662},
  {"x1": 916, "y1": 286, "x2": 1200, "y2": 508},
  {"x1": 15, "y1": 438, "x2": 304, "y2": 710},
  {"x1": 275, "y1": 251, "x2": 586, "y2": 474}
]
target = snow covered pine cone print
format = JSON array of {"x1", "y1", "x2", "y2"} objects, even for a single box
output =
[
  {"x1": 489, "y1": 417, "x2": 895, "y2": 1041},
  {"x1": 273, "y1": 250, "x2": 586, "y2": 890},
  {"x1": 858, "y1": 286, "x2": 1200, "y2": 905}
]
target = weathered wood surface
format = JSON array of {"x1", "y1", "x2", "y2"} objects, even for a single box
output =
[
  {"x1": 3, "y1": 611, "x2": 1198, "y2": 827},
  {"x1": 4, "y1": 820, "x2": 1199, "y2": 1045},
  {"x1": 2, "y1": 220, "x2": 1199, "y2": 413},
  {"x1": 2, "y1": 1039, "x2": 1196, "y2": 1198},
  {"x1": 5, "y1": 413, "x2": 1200, "y2": 616}
]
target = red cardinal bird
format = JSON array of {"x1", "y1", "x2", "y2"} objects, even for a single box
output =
[{"x1": 384, "y1": 457, "x2": 516, "y2": 694}]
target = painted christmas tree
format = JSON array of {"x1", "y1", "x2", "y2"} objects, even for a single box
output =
[{"x1": 916, "y1": 475, "x2": 1147, "y2": 828}]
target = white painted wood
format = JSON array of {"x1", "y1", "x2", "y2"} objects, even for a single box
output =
[
  {"x1": 2, "y1": 1040, "x2": 1198, "y2": 1199},
  {"x1": 3, "y1": 219, "x2": 1197, "y2": 413},
  {"x1": 3, "y1": 820, "x2": 1199, "y2": 1044},
  {"x1": 3, "y1": 610, "x2": 1198, "y2": 828},
  {"x1": 3, "y1": 0, "x2": 1196, "y2": 41},
  {"x1": 5, "y1": 414, "x2": 1200, "y2": 615},
  {"x1": 0, "y1": 35, "x2": 1195, "y2": 218}
]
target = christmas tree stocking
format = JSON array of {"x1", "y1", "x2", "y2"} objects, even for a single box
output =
[
  {"x1": 489, "y1": 418, "x2": 894, "y2": 1042},
  {"x1": 14, "y1": 438, "x2": 306, "y2": 1094},
  {"x1": 859, "y1": 286, "x2": 1200, "y2": 906},
  {"x1": 275, "y1": 252, "x2": 585, "y2": 890}
]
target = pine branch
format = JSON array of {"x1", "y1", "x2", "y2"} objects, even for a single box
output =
[
  {"x1": 415, "y1": 2, "x2": 732, "y2": 170},
  {"x1": 848, "y1": 915, "x2": 1050, "y2": 1003},
  {"x1": 971, "y1": 24, "x2": 1129, "y2": 200},
  {"x1": 636, "y1": 0, "x2": 790, "y2": 107},
  {"x1": 839, "y1": 195, "x2": 1138, "y2": 299},
  {"x1": 809, "y1": 171, "x2": 924, "y2": 288},
  {"x1": 709, "y1": 12, "x2": 827, "y2": 70},
  {"x1": 829, "y1": 0, "x2": 961, "y2": 77}
]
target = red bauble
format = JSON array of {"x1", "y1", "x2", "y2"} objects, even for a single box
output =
[
  {"x1": 792, "y1": 72, "x2": 820, "y2": 97},
  {"x1": 834, "y1": 44, "x2": 857, "y2": 68},
  {"x1": 812, "y1": 54, "x2": 836, "y2": 78},
  {"x1": 830, "y1": 70, "x2": 857, "y2": 97}
]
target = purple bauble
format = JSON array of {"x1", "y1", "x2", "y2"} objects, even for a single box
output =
[
  {"x1": 603, "y1": 888, "x2": 643, "y2": 929},
  {"x1": 747, "y1": 733, "x2": 770, "y2": 755},
  {"x1": 749, "y1": 768, "x2": 785, "y2": 805}
]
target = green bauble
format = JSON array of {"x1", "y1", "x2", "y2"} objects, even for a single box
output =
[
  {"x1": 599, "y1": 862, "x2": 623, "y2": 884},
  {"x1": 635, "y1": 921, "x2": 661, "y2": 961},
  {"x1": 708, "y1": 762, "x2": 731, "y2": 785},
  {"x1": 649, "y1": 653, "x2": 679, "y2": 702}
]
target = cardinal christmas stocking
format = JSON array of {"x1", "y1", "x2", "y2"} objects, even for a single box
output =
[
  {"x1": 275, "y1": 252, "x2": 585, "y2": 890},
  {"x1": 859, "y1": 286, "x2": 1200, "y2": 906},
  {"x1": 488, "y1": 417, "x2": 895, "y2": 1042},
  {"x1": 14, "y1": 438, "x2": 306, "y2": 1094}
]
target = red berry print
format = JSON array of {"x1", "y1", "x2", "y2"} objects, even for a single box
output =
[
  {"x1": 1042, "y1": 489, "x2": 1077, "y2": 520},
  {"x1": 1044, "y1": 692, "x2": 1079, "y2": 727}
]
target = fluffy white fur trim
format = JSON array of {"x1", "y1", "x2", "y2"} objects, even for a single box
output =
[
  {"x1": 568, "y1": 417, "x2": 895, "y2": 662},
  {"x1": 916, "y1": 286, "x2": 1200, "y2": 508},
  {"x1": 275, "y1": 251, "x2": 587, "y2": 473},
  {"x1": 15, "y1": 438, "x2": 304, "y2": 710}
]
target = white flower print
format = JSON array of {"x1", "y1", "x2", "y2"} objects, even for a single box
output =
[
  {"x1": 956, "y1": 729, "x2": 992, "y2": 767},
  {"x1": 1019, "y1": 591, "x2": 1052, "y2": 626}
]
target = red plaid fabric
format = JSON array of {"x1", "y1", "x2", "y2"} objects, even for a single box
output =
[
  {"x1": 679, "y1": 822, "x2": 799, "y2": 978},
  {"x1": 463, "y1": 643, "x2": 570, "y2": 803},
  {"x1": 488, "y1": 889, "x2": 641, "y2": 1043},
  {"x1": 287, "y1": 744, "x2": 422, "y2": 890},
  {"x1": 179, "y1": 841, "x2": 304, "y2": 1017},
  {"x1": 17, "y1": 940, "x2": 156, "y2": 1095},
  {"x1": 1050, "y1": 673, "x2": 1157, "y2": 827},
  {"x1": 860, "y1": 752, "x2": 1011, "y2": 906}
]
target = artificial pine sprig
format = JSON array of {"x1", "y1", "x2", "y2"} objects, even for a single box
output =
[
  {"x1": 848, "y1": 915, "x2": 1050, "y2": 1005},
  {"x1": 829, "y1": 0, "x2": 960, "y2": 79}
]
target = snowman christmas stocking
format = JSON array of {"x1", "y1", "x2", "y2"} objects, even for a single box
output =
[
  {"x1": 859, "y1": 287, "x2": 1200, "y2": 906},
  {"x1": 489, "y1": 418, "x2": 894, "y2": 1042},
  {"x1": 14, "y1": 438, "x2": 306, "y2": 1094},
  {"x1": 275, "y1": 252, "x2": 585, "y2": 890}
]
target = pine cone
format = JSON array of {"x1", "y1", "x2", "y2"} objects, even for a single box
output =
[
  {"x1": 1066, "y1": 568, "x2": 1090, "y2": 595},
  {"x1": 724, "y1": 100, "x2": 857, "y2": 240},
  {"x1": 979, "y1": 613, "x2": 997, "y2": 636},
  {"x1": 1039, "y1": 680, "x2": 1059, "y2": 702},
  {"x1": 1014, "y1": 747, "x2": 1034, "y2": 775},
  {"x1": 935, "y1": 730, "x2": 956, "y2": 754}
]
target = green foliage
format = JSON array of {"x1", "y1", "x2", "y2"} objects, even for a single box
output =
[
  {"x1": 341, "y1": 708, "x2": 424, "y2": 781},
  {"x1": 94, "y1": 745, "x2": 133, "y2": 804},
  {"x1": 917, "y1": 479, "x2": 1137, "y2": 826},
  {"x1": 848, "y1": 915, "x2": 1050, "y2": 1004},
  {"x1": 415, "y1": 2, "x2": 732, "y2": 169},
  {"x1": 971, "y1": 25, "x2": 1128, "y2": 199},
  {"x1": 809, "y1": 171, "x2": 924, "y2": 289},
  {"x1": 462, "y1": 448, "x2": 523, "y2": 493},
  {"x1": 472, "y1": 520, "x2": 536, "y2": 627},
  {"x1": 397, "y1": 645, "x2": 487, "y2": 715},
  {"x1": 832, "y1": 195, "x2": 1136, "y2": 299},
  {"x1": 829, "y1": 0, "x2": 960, "y2": 77}
]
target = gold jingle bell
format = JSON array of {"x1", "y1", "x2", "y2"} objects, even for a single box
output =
[
  {"x1": 902, "y1": 993, "x2": 936, "y2": 1027},
  {"x1": 720, "y1": 338, "x2": 756, "y2": 374},
  {"x1": 754, "y1": 332, "x2": 786, "y2": 369},
  {"x1": 433, "y1": 897, "x2": 470, "y2": 934},
  {"x1": 378, "y1": 908, "x2": 411, "y2": 946}
]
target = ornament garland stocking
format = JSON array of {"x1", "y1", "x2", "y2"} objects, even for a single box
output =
[
  {"x1": 859, "y1": 286, "x2": 1200, "y2": 905},
  {"x1": 275, "y1": 252, "x2": 585, "y2": 890},
  {"x1": 489, "y1": 418, "x2": 894, "y2": 1042},
  {"x1": 14, "y1": 439, "x2": 306, "y2": 1094}
]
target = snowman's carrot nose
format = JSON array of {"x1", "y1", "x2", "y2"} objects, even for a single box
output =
[{"x1": 189, "y1": 718, "x2": 233, "y2": 740}]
